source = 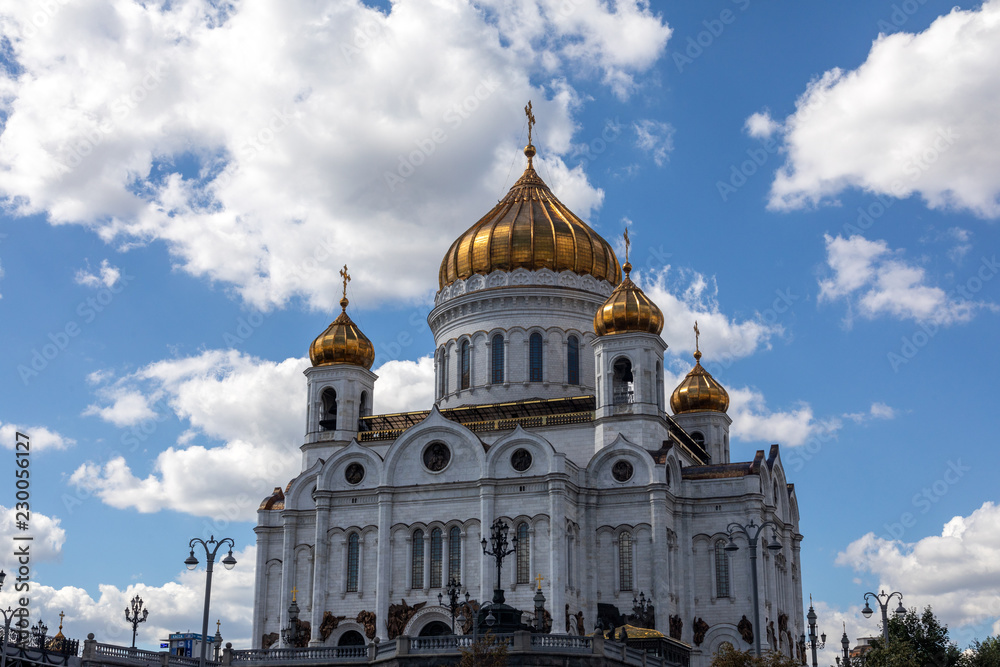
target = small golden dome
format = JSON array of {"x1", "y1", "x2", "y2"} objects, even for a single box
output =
[
  {"x1": 438, "y1": 118, "x2": 620, "y2": 290},
  {"x1": 670, "y1": 325, "x2": 729, "y2": 414},
  {"x1": 593, "y1": 259, "x2": 664, "y2": 336},
  {"x1": 309, "y1": 265, "x2": 375, "y2": 369},
  {"x1": 259, "y1": 486, "x2": 285, "y2": 511}
]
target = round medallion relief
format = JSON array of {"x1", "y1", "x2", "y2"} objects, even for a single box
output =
[
  {"x1": 612, "y1": 459, "x2": 634, "y2": 482},
  {"x1": 345, "y1": 462, "x2": 365, "y2": 485},
  {"x1": 423, "y1": 442, "x2": 451, "y2": 472},
  {"x1": 511, "y1": 448, "x2": 532, "y2": 472}
]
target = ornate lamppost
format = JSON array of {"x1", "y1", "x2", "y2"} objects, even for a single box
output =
[
  {"x1": 1, "y1": 570, "x2": 24, "y2": 667},
  {"x1": 840, "y1": 623, "x2": 851, "y2": 667},
  {"x1": 184, "y1": 536, "x2": 237, "y2": 667},
  {"x1": 281, "y1": 588, "x2": 306, "y2": 647},
  {"x1": 802, "y1": 597, "x2": 826, "y2": 667},
  {"x1": 862, "y1": 589, "x2": 906, "y2": 645},
  {"x1": 30, "y1": 619, "x2": 47, "y2": 649},
  {"x1": 632, "y1": 592, "x2": 653, "y2": 629},
  {"x1": 725, "y1": 519, "x2": 783, "y2": 656},
  {"x1": 438, "y1": 578, "x2": 462, "y2": 634},
  {"x1": 481, "y1": 518, "x2": 518, "y2": 605},
  {"x1": 125, "y1": 595, "x2": 149, "y2": 649},
  {"x1": 213, "y1": 622, "x2": 223, "y2": 662}
]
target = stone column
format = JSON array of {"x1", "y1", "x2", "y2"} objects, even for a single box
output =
[
  {"x1": 479, "y1": 482, "x2": 496, "y2": 603},
  {"x1": 251, "y1": 525, "x2": 269, "y2": 646},
  {"x1": 310, "y1": 497, "x2": 332, "y2": 644},
  {"x1": 375, "y1": 490, "x2": 393, "y2": 641},
  {"x1": 548, "y1": 479, "x2": 567, "y2": 633},
  {"x1": 649, "y1": 487, "x2": 669, "y2": 635},
  {"x1": 279, "y1": 514, "x2": 296, "y2": 640}
]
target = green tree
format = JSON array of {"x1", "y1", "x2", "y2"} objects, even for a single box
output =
[
  {"x1": 961, "y1": 636, "x2": 1000, "y2": 667},
  {"x1": 457, "y1": 632, "x2": 508, "y2": 667},
  {"x1": 710, "y1": 642, "x2": 800, "y2": 667},
  {"x1": 866, "y1": 606, "x2": 961, "y2": 667}
]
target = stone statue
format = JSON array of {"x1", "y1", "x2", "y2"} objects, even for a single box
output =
[
  {"x1": 387, "y1": 599, "x2": 426, "y2": 639},
  {"x1": 767, "y1": 620, "x2": 776, "y2": 648},
  {"x1": 319, "y1": 612, "x2": 347, "y2": 641},
  {"x1": 574, "y1": 610, "x2": 585, "y2": 636},
  {"x1": 778, "y1": 613, "x2": 789, "y2": 634},
  {"x1": 565, "y1": 603, "x2": 571, "y2": 633},
  {"x1": 693, "y1": 617, "x2": 710, "y2": 646},
  {"x1": 738, "y1": 615, "x2": 753, "y2": 644},
  {"x1": 458, "y1": 600, "x2": 479, "y2": 635},
  {"x1": 541, "y1": 608, "x2": 553, "y2": 634},
  {"x1": 669, "y1": 614, "x2": 683, "y2": 640},
  {"x1": 261, "y1": 633, "x2": 279, "y2": 650},
  {"x1": 356, "y1": 610, "x2": 377, "y2": 640}
]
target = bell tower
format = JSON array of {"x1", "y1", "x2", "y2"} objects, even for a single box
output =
[{"x1": 669, "y1": 323, "x2": 731, "y2": 463}]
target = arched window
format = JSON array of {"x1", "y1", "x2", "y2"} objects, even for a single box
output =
[
  {"x1": 320, "y1": 388, "x2": 337, "y2": 430},
  {"x1": 347, "y1": 533, "x2": 359, "y2": 592},
  {"x1": 715, "y1": 540, "x2": 730, "y2": 598},
  {"x1": 567, "y1": 335, "x2": 580, "y2": 385},
  {"x1": 411, "y1": 529, "x2": 424, "y2": 589},
  {"x1": 656, "y1": 361, "x2": 664, "y2": 410},
  {"x1": 529, "y1": 333, "x2": 543, "y2": 382},
  {"x1": 358, "y1": 391, "x2": 370, "y2": 431},
  {"x1": 619, "y1": 532, "x2": 633, "y2": 591},
  {"x1": 613, "y1": 358, "x2": 634, "y2": 405},
  {"x1": 430, "y1": 528, "x2": 443, "y2": 588},
  {"x1": 491, "y1": 334, "x2": 504, "y2": 384},
  {"x1": 516, "y1": 522, "x2": 530, "y2": 584},
  {"x1": 691, "y1": 431, "x2": 705, "y2": 448},
  {"x1": 460, "y1": 340, "x2": 470, "y2": 390},
  {"x1": 448, "y1": 526, "x2": 461, "y2": 583},
  {"x1": 438, "y1": 350, "x2": 447, "y2": 398}
]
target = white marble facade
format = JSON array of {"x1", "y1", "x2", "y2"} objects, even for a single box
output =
[{"x1": 252, "y1": 262, "x2": 806, "y2": 667}]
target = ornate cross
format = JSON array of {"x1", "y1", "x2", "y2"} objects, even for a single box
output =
[
  {"x1": 217, "y1": 620, "x2": 221, "y2": 633},
  {"x1": 58, "y1": 611, "x2": 65, "y2": 631},
  {"x1": 339, "y1": 265, "x2": 351, "y2": 301},
  {"x1": 525, "y1": 100, "x2": 535, "y2": 146},
  {"x1": 694, "y1": 321, "x2": 700, "y2": 353},
  {"x1": 535, "y1": 573, "x2": 544, "y2": 589},
  {"x1": 291, "y1": 586, "x2": 298, "y2": 602},
  {"x1": 623, "y1": 229, "x2": 631, "y2": 264}
]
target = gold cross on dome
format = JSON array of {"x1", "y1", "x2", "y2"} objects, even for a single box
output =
[
  {"x1": 525, "y1": 101, "x2": 535, "y2": 146},
  {"x1": 339, "y1": 265, "x2": 351, "y2": 301},
  {"x1": 58, "y1": 611, "x2": 65, "y2": 630},
  {"x1": 291, "y1": 586, "x2": 298, "y2": 602},
  {"x1": 535, "y1": 573, "x2": 544, "y2": 590},
  {"x1": 216, "y1": 620, "x2": 221, "y2": 633},
  {"x1": 623, "y1": 228, "x2": 631, "y2": 264},
  {"x1": 694, "y1": 321, "x2": 700, "y2": 353}
]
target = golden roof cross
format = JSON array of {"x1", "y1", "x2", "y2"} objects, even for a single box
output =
[
  {"x1": 339, "y1": 265, "x2": 351, "y2": 301},
  {"x1": 525, "y1": 101, "x2": 535, "y2": 146},
  {"x1": 535, "y1": 573, "x2": 544, "y2": 590},
  {"x1": 58, "y1": 611, "x2": 65, "y2": 631},
  {"x1": 217, "y1": 620, "x2": 222, "y2": 633},
  {"x1": 694, "y1": 321, "x2": 700, "y2": 353},
  {"x1": 291, "y1": 586, "x2": 298, "y2": 602},
  {"x1": 624, "y1": 229, "x2": 631, "y2": 264}
]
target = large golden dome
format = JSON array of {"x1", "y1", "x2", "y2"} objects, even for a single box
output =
[
  {"x1": 438, "y1": 145, "x2": 621, "y2": 290},
  {"x1": 593, "y1": 260, "x2": 664, "y2": 336},
  {"x1": 670, "y1": 348, "x2": 730, "y2": 414},
  {"x1": 310, "y1": 266, "x2": 375, "y2": 369}
]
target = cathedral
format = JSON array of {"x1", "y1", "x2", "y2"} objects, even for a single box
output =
[{"x1": 251, "y1": 115, "x2": 805, "y2": 667}]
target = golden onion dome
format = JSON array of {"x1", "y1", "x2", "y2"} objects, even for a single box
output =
[
  {"x1": 438, "y1": 142, "x2": 621, "y2": 290},
  {"x1": 593, "y1": 258, "x2": 664, "y2": 336},
  {"x1": 670, "y1": 328, "x2": 730, "y2": 414},
  {"x1": 309, "y1": 265, "x2": 375, "y2": 369}
]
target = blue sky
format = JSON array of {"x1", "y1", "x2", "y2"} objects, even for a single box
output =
[{"x1": 1, "y1": 0, "x2": 998, "y2": 660}]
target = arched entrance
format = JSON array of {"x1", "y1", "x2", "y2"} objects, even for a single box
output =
[
  {"x1": 337, "y1": 630, "x2": 365, "y2": 646},
  {"x1": 418, "y1": 621, "x2": 451, "y2": 637}
]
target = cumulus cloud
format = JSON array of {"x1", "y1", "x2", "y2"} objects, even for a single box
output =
[
  {"x1": 728, "y1": 387, "x2": 842, "y2": 448},
  {"x1": 0, "y1": 545, "x2": 256, "y2": 650},
  {"x1": 0, "y1": 421, "x2": 75, "y2": 451},
  {"x1": 0, "y1": 505, "x2": 66, "y2": 562},
  {"x1": 754, "y1": 0, "x2": 1000, "y2": 217},
  {"x1": 633, "y1": 119, "x2": 674, "y2": 166},
  {"x1": 744, "y1": 111, "x2": 780, "y2": 139},
  {"x1": 75, "y1": 259, "x2": 122, "y2": 288},
  {"x1": 836, "y1": 502, "x2": 1000, "y2": 635},
  {"x1": 818, "y1": 234, "x2": 990, "y2": 326},
  {"x1": 844, "y1": 401, "x2": 896, "y2": 423},
  {"x1": 372, "y1": 356, "x2": 436, "y2": 414},
  {"x1": 83, "y1": 388, "x2": 157, "y2": 426},
  {"x1": 0, "y1": 0, "x2": 672, "y2": 311}
]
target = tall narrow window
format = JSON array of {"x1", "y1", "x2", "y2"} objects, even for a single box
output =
[
  {"x1": 460, "y1": 340, "x2": 470, "y2": 390},
  {"x1": 448, "y1": 526, "x2": 461, "y2": 583},
  {"x1": 358, "y1": 390, "x2": 370, "y2": 432},
  {"x1": 347, "y1": 533, "x2": 360, "y2": 592},
  {"x1": 567, "y1": 335, "x2": 580, "y2": 385},
  {"x1": 656, "y1": 361, "x2": 664, "y2": 410},
  {"x1": 491, "y1": 334, "x2": 504, "y2": 384},
  {"x1": 411, "y1": 529, "x2": 424, "y2": 589},
  {"x1": 619, "y1": 532, "x2": 633, "y2": 591},
  {"x1": 529, "y1": 333, "x2": 543, "y2": 382},
  {"x1": 612, "y1": 358, "x2": 634, "y2": 405},
  {"x1": 438, "y1": 351, "x2": 447, "y2": 398},
  {"x1": 715, "y1": 540, "x2": 730, "y2": 598},
  {"x1": 320, "y1": 388, "x2": 337, "y2": 430},
  {"x1": 516, "y1": 522, "x2": 530, "y2": 584},
  {"x1": 430, "y1": 528, "x2": 443, "y2": 588}
]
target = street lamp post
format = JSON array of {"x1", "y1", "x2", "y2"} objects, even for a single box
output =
[
  {"x1": 861, "y1": 590, "x2": 906, "y2": 645},
  {"x1": 841, "y1": 623, "x2": 851, "y2": 667},
  {"x1": 30, "y1": 620, "x2": 47, "y2": 649},
  {"x1": 1, "y1": 570, "x2": 23, "y2": 667},
  {"x1": 125, "y1": 595, "x2": 149, "y2": 649},
  {"x1": 632, "y1": 592, "x2": 652, "y2": 629},
  {"x1": 438, "y1": 578, "x2": 462, "y2": 634},
  {"x1": 481, "y1": 519, "x2": 518, "y2": 605},
  {"x1": 725, "y1": 519, "x2": 783, "y2": 657},
  {"x1": 805, "y1": 597, "x2": 826, "y2": 667},
  {"x1": 184, "y1": 536, "x2": 237, "y2": 667}
]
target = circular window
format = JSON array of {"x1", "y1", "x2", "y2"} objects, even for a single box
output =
[
  {"x1": 511, "y1": 448, "x2": 532, "y2": 472},
  {"x1": 423, "y1": 442, "x2": 451, "y2": 472},
  {"x1": 345, "y1": 462, "x2": 365, "y2": 485},
  {"x1": 612, "y1": 460, "x2": 634, "y2": 482}
]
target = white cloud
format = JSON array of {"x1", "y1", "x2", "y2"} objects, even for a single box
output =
[
  {"x1": 836, "y1": 501, "x2": 1000, "y2": 634},
  {"x1": 728, "y1": 387, "x2": 842, "y2": 448},
  {"x1": 633, "y1": 119, "x2": 674, "y2": 166},
  {"x1": 844, "y1": 401, "x2": 897, "y2": 424},
  {"x1": 372, "y1": 356, "x2": 436, "y2": 414},
  {"x1": 75, "y1": 259, "x2": 122, "y2": 288},
  {"x1": 83, "y1": 388, "x2": 157, "y2": 426},
  {"x1": 0, "y1": 505, "x2": 66, "y2": 562},
  {"x1": 744, "y1": 111, "x2": 780, "y2": 139},
  {"x1": 756, "y1": 0, "x2": 1000, "y2": 217},
  {"x1": 818, "y1": 234, "x2": 988, "y2": 325},
  {"x1": 0, "y1": 420, "x2": 75, "y2": 451},
  {"x1": 0, "y1": 0, "x2": 671, "y2": 311},
  {"x1": 0, "y1": 545, "x2": 256, "y2": 650}
]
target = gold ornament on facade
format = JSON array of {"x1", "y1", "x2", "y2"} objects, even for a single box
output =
[
  {"x1": 670, "y1": 321, "x2": 730, "y2": 414},
  {"x1": 438, "y1": 101, "x2": 621, "y2": 289},
  {"x1": 309, "y1": 265, "x2": 375, "y2": 369},
  {"x1": 593, "y1": 230, "x2": 664, "y2": 336}
]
